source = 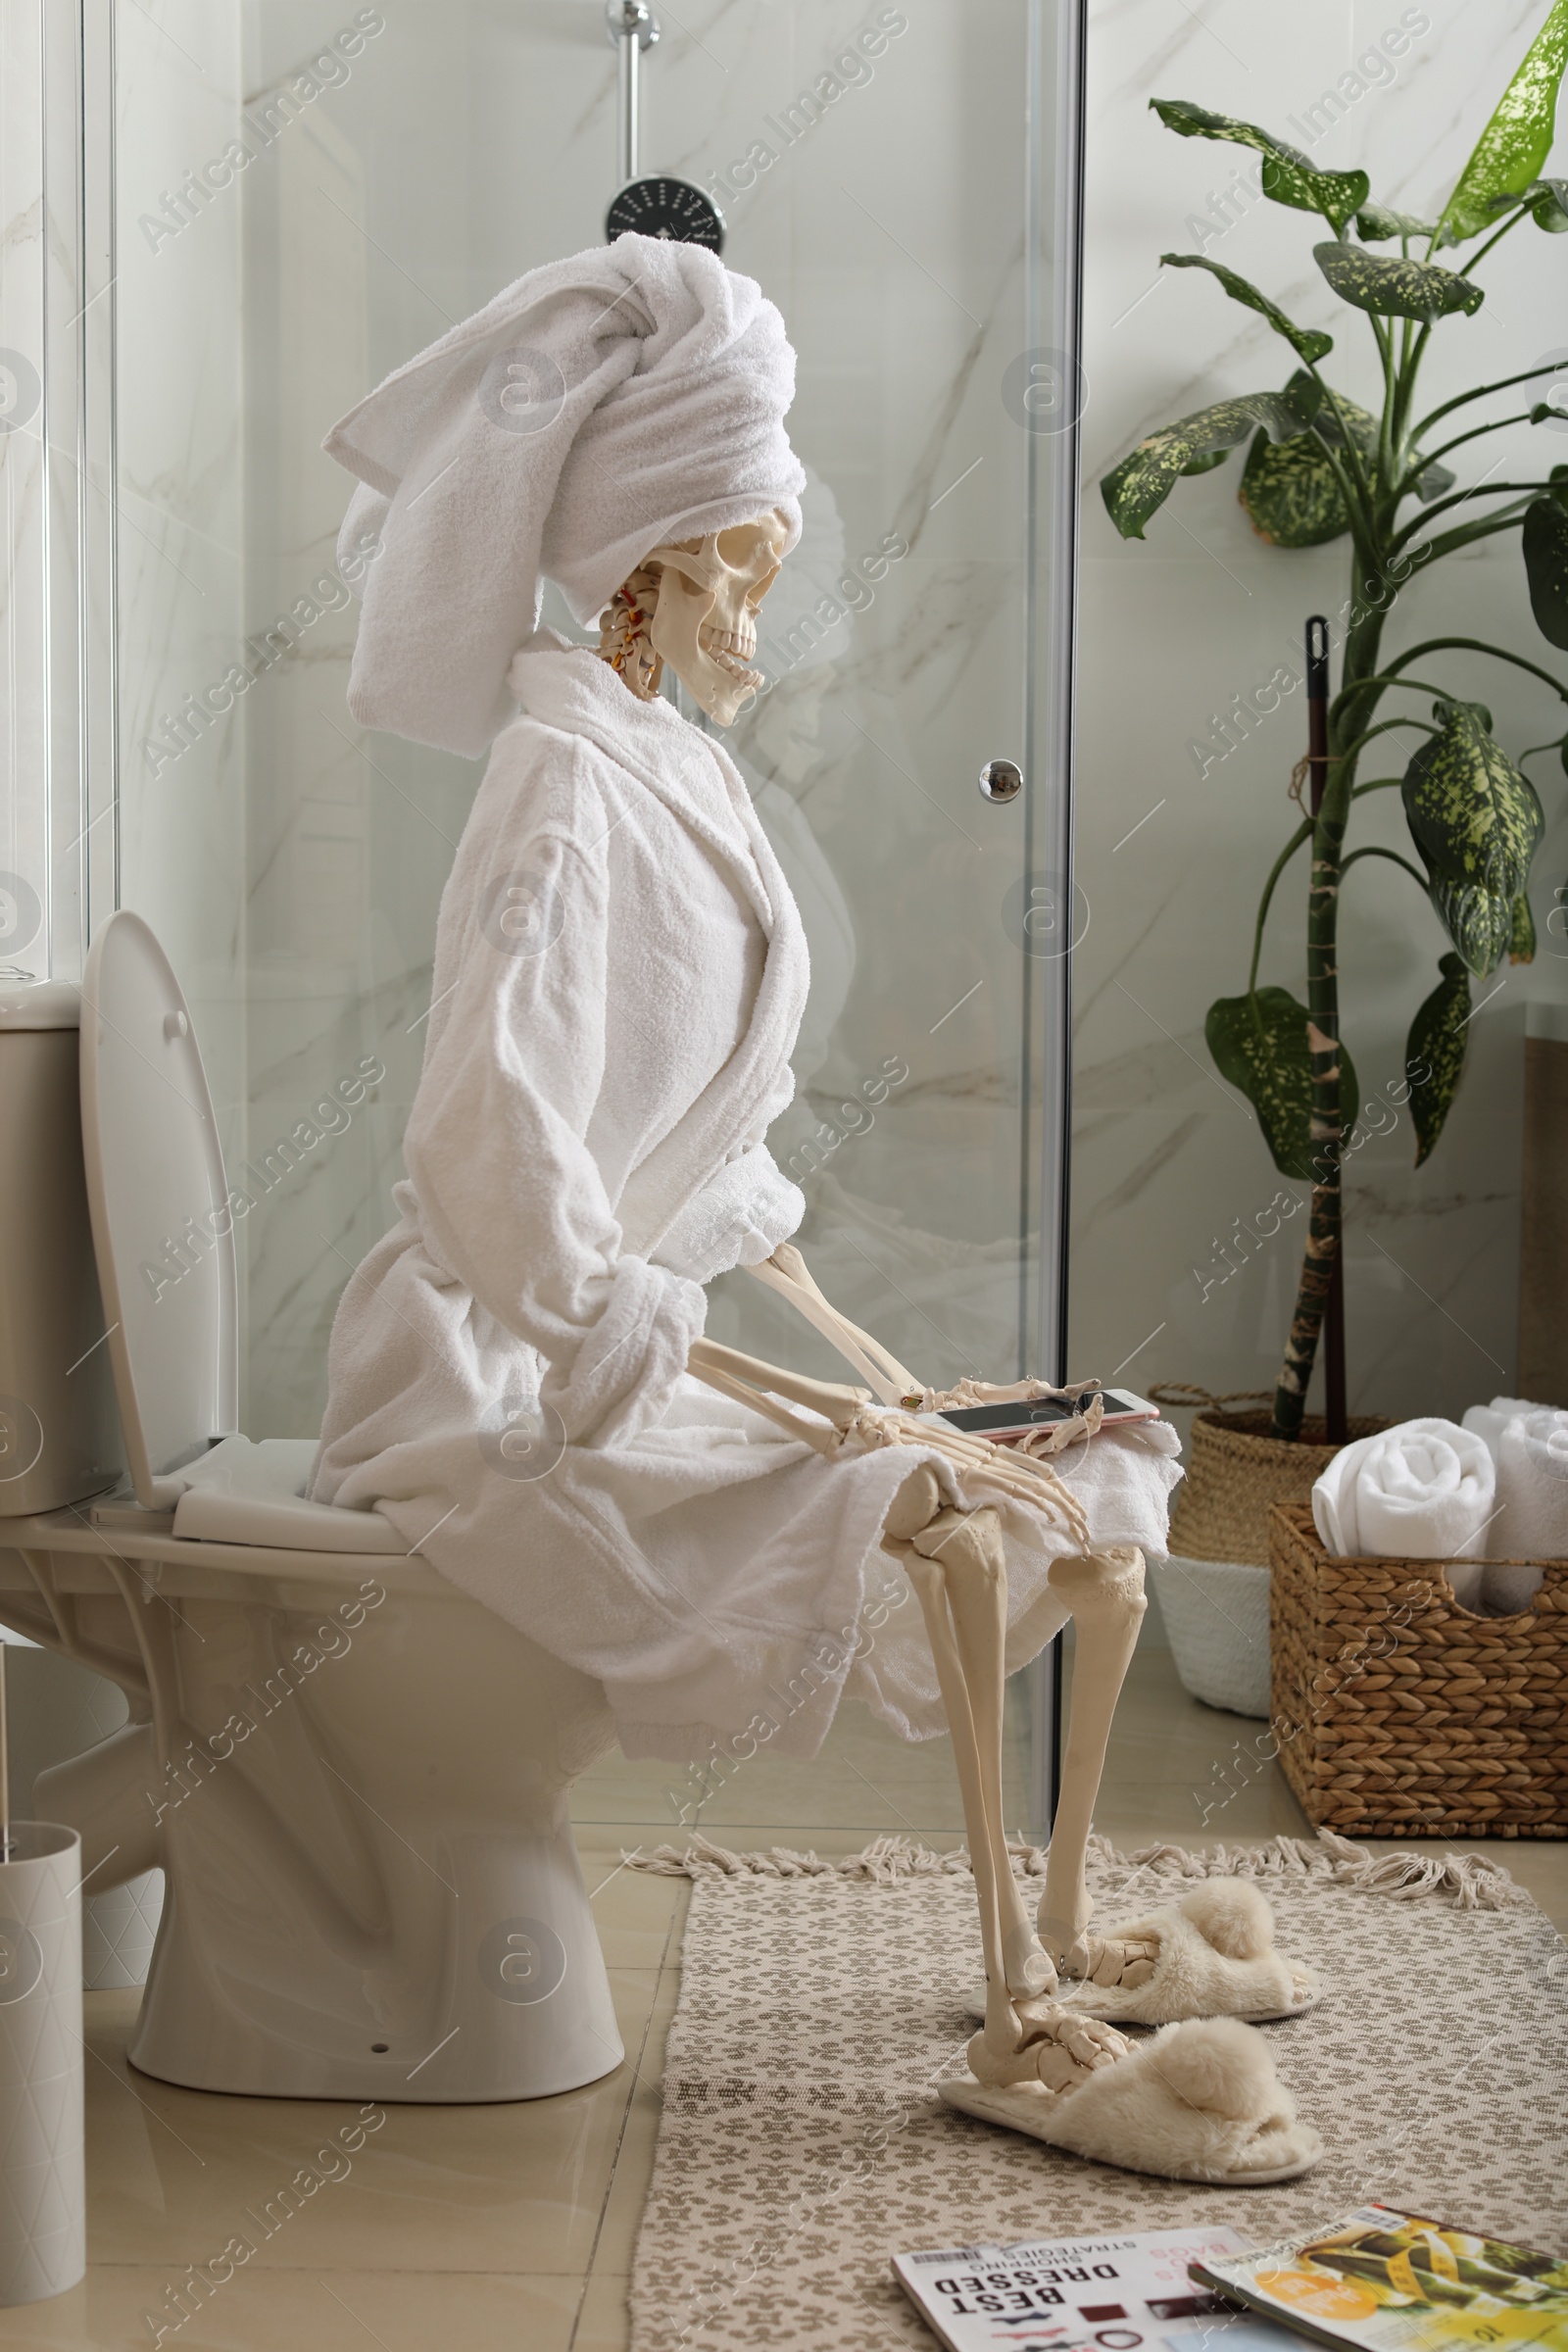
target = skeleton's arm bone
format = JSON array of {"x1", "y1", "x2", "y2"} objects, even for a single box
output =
[{"x1": 743, "y1": 1244, "x2": 918, "y2": 1404}]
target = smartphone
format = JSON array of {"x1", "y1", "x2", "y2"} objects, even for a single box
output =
[{"x1": 931, "y1": 1389, "x2": 1160, "y2": 1442}]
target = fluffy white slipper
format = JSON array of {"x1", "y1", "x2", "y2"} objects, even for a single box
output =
[
  {"x1": 940, "y1": 2015, "x2": 1323, "y2": 2184},
  {"x1": 1065, "y1": 1884, "x2": 1320, "y2": 2024},
  {"x1": 970, "y1": 1883, "x2": 1320, "y2": 2026}
]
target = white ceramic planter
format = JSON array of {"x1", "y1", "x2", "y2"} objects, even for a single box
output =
[
  {"x1": 1151, "y1": 1554, "x2": 1272, "y2": 1719},
  {"x1": 0, "y1": 1824, "x2": 84, "y2": 2306}
]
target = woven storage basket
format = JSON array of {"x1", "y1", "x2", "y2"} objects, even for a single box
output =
[
  {"x1": 1167, "y1": 1405, "x2": 1389, "y2": 1566},
  {"x1": 1268, "y1": 1501, "x2": 1568, "y2": 1838}
]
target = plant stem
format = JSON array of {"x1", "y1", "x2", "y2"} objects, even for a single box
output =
[
  {"x1": 1248, "y1": 818, "x2": 1312, "y2": 995},
  {"x1": 1340, "y1": 844, "x2": 1428, "y2": 886},
  {"x1": 1413, "y1": 358, "x2": 1568, "y2": 439},
  {"x1": 1381, "y1": 637, "x2": 1568, "y2": 703}
]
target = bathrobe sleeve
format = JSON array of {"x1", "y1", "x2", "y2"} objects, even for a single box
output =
[{"x1": 401, "y1": 734, "x2": 707, "y2": 1446}]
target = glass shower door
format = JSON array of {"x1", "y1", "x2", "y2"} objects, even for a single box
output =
[{"x1": 97, "y1": 0, "x2": 1085, "y2": 1836}]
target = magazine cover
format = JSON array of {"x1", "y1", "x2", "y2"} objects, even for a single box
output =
[
  {"x1": 1194, "y1": 2206, "x2": 1568, "y2": 2352},
  {"x1": 893, "y1": 2225, "x2": 1301, "y2": 2352}
]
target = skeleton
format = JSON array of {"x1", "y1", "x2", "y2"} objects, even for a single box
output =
[
  {"x1": 597, "y1": 509, "x2": 792, "y2": 724},
  {"x1": 597, "y1": 529, "x2": 1152, "y2": 2114}
]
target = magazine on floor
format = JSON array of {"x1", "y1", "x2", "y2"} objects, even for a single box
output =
[
  {"x1": 1192, "y1": 2206, "x2": 1568, "y2": 2352},
  {"x1": 892, "y1": 2225, "x2": 1300, "y2": 2352}
]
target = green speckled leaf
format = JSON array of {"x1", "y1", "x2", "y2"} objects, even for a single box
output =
[
  {"x1": 1405, "y1": 954, "x2": 1470, "y2": 1167},
  {"x1": 1239, "y1": 376, "x2": 1375, "y2": 547},
  {"x1": 1414, "y1": 458, "x2": 1456, "y2": 503},
  {"x1": 1437, "y1": 0, "x2": 1568, "y2": 245},
  {"x1": 1180, "y1": 446, "x2": 1231, "y2": 477},
  {"x1": 1205, "y1": 986, "x2": 1358, "y2": 1182},
  {"x1": 1151, "y1": 100, "x2": 1368, "y2": 233},
  {"x1": 1101, "y1": 391, "x2": 1310, "y2": 541},
  {"x1": 1523, "y1": 175, "x2": 1568, "y2": 230},
  {"x1": 1428, "y1": 878, "x2": 1519, "y2": 977},
  {"x1": 1402, "y1": 702, "x2": 1544, "y2": 908},
  {"x1": 1314, "y1": 242, "x2": 1486, "y2": 321},
  {"x1": 1511, "y1": 892, "x2": 1538, "y2": 963},
  {"x1": 1355, "y1": 202, "x2": 1438, "y2": 241},
  {"x1": 1159, "y1": 253, "x2": 1333, "y2": 364},
  {"x1": 1523, "y1": 493, "x2": 1568, "y2": 649}
]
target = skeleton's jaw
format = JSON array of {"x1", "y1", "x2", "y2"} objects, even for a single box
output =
[{"x1": 649, "y1": 571, "x2": 765, "y2": 725}]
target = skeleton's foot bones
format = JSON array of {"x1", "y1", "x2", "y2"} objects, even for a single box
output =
[
  {"x1": 1057, "y1": 1883, "x2": 1323, "y2": 2026},
  {"x1": 941, "y1": 2016, "x2": 1324, "y2": 2184}
]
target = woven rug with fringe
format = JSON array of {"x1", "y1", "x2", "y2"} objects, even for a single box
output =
[{"x1": 623, "y1": 1831, "x2": 1567, "y2": 2351}]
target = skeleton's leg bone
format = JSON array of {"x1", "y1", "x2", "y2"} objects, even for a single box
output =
[
  {"x1": 913, "y1": 1509, "x2": 1054, "y2": 2005},
  {"x1": 887, "y1": 1506, "x2": 1054, "y2": 2064},
  {"x1": 896, "y1": 1544, "x2": 1020, "y2": 2059},
  {"x1": 1036, "y1": 1547, "x2": 1146, "y2": 1975},
  {"x1": 884, "y1": 1463, "x2": 941, "y2": 1543}
]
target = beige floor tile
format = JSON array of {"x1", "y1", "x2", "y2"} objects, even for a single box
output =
[
  {"x1": 0, "y1": 2265, "x2": 588, "y2": 2352},
  {"x1": 574, "y1": 2269, "x2": 633, "y2": 2352},
  {"x1": 571, "y1": 1686, "x2": 1034, "y2": 1840},
  {"x1": 81, "y1": 1969, "x2": 658, "y2": 2276},
  {"x1": 579, "y1": 1851, "x2": 691, "y2": 1968},
  {"x1": 587, "y1": 1965, "x2": 680, "y2": 2278}
]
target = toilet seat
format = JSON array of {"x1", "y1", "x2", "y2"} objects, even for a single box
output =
[
  {"x1": 78, "y1": 913, "x2": 397, "y2": 1552},
  {"x1": 79, "y1": 911, "x2": 238, "y2": 1510},
  {"x1": 167, "y1": 1436, "x2": 399, "y2": 1553}
]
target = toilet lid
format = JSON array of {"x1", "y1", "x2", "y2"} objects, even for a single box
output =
[{"x1": 79, "y1": 912, "x2": 238, "y2": 1508}]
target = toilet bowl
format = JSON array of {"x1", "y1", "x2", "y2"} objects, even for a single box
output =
[{"x1": 0, "y1": 915, "x2": 623, "y2": 2101}]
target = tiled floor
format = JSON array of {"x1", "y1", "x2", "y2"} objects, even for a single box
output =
[{"x1": 9, "y1": 1642, "x2": 1564, "y2": 2349}]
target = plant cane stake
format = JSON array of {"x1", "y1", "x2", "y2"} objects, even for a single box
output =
[
  {"x1": 0, "y1": 1644, "x2": 9, "y2": 1862},
  {"x1": 1297, "y1": 615, "x2": 1348, "y2": 1447},
  {"x1": 1103, "y1": 10, "x2": 1568, "y2": 1439}
]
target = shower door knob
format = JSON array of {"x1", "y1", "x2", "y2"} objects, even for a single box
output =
[{"x1": 978, "y1": 759, "x2": 1023, "y2": 804}]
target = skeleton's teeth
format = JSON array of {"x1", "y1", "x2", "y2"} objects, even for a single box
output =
[
  {"x1": 705, "y1": 645, "x2": 762, "y2": 684},
  {"x1": 701, "y1": 621, "x2": 758, "y2": 660}
]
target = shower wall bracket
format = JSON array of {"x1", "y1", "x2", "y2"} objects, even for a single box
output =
[
  {"x1": 605, "y1": 0, "x2": 659, "y2": 187},
  {"x1": 602, "y1": 0, "x2": 725, "y2": 252}
]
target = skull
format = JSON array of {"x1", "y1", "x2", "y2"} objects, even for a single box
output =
[{"x1": 641, "y1": 511, "x2": 792, "y2": 725}]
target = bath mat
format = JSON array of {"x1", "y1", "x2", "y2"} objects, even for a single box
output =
[{"x1": 623, "y1": 1832, "x2": 1567, "y2": 2351}]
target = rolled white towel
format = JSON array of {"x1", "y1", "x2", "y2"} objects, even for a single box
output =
[
  {"x1": 1461, "y1": 1395, "x2": 1545, "y2": 1462},
  {"x1": 1486, "y1": 1409, "x2": 1568, "y2": 1608},
  {"x1": 1312, "y1": 1418, "x2": 1495, "y2": 1567}
]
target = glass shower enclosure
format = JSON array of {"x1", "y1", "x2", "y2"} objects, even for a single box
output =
[{"x1": 9, "y1": 0, "x2": 1087, "y2": 1837}]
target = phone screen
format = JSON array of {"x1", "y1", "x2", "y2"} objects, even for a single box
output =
[{"x1": 937, "y1": 1392, "x2": 1146, "y2": 1436}]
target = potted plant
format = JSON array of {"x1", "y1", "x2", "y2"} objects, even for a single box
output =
[
  {"x1": 1102, "y1": 11, "x2": 1568, "y2": 1714},
  {"x1": 1102, "y1": 8, "x2": 1568, "y2": 1452}
]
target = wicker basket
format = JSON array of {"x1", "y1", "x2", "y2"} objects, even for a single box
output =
[
  {"x1": 1167, "y1": 1406, "x2": 1389, "y2": 1567},
  {"x1": 1268, "y1": 1501, "x2": 1568, "y2": 1838}
]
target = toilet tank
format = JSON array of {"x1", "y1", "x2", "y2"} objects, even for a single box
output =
[{"x1": 0, "y1": 977, "x2": 124, "y2": 1513}]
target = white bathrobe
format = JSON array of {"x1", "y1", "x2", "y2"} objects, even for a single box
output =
[{"x1": 313, "y1": 639, "x2": 1180, "y2": 1763}]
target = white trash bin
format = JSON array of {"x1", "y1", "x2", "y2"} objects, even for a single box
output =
[
  {"x1": 1150, "y1": 1553, "x2": 1272, "y2": 1719},
  {"x1": 0, "y1": 1823, "x2": 84, "y2": 2305}
]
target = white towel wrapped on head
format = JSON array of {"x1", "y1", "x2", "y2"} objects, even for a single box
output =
[
  {"x1": 1312, "y1": 1419, "x2": 1494, "y2": 1594},
  {"x1": 322, "y1": 235, "x2": 807, "y2": 759}
]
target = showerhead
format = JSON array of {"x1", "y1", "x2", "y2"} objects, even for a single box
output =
[{"x1": 607, "y1": 174, "x2": 724, "y2": 252}]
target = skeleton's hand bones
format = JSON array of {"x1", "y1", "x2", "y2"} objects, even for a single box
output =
[{"x1": 685, "y1": 1333, "x2": 1091, "y2": 1553}]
